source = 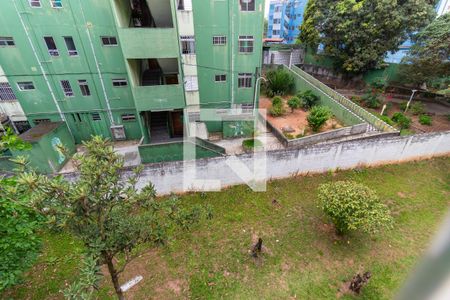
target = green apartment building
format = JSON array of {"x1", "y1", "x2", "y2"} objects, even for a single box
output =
[{"x1": 0, "y1": 0, "x2": 265, "y2": 146}]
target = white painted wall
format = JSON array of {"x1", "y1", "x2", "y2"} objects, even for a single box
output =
[{"x1": 101, "y1": 131, "x2": 450, "y2": 195}]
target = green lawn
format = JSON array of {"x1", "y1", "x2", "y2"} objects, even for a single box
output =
[{"x1": 3, "y1": 157, "x2": 449, "y2": 300}]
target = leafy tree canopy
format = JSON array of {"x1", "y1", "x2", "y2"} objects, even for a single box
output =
[
  {"x1": 299, "y1": 0, "x2": 436, "y2": 73},
  {"x1": 399, "y1": 13, "x2": 450, "y2": 92}
]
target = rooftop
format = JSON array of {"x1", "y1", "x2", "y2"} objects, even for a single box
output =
[{"x1": 19, "y1": 122, "x2": 63, "y2": 142}]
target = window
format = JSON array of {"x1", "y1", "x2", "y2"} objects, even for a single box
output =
[
  {"x1": 112, "y1": 78, "x2": 128, "y2": 87},
  {"x1": 101, "y1": 36, "x2": 118, "y2": 46},
  {"x1": 238, "y1": 73, "x2": 252, "y2": 88},
  {"x1": 0, "y1": 37, "x2": 15, "y2": 47},
  {"x1": 180, "y1": 35, "x2": 195, "y2": 54},
  {"x1": 0, "y1": 83, "x2": 17, "y2": 100},
  {"x1": 238, "y1": 36, "x2": 254, "y2": 53},
  {"x1": 177, "y1": 0, "x2": 192, "y2": 10},
  {"x1": 64, "y1": 37, "x2": 78, "y2": 56},
  {"x1": 44, "y1": 36, "x2": 59, "y2": 56},
  {"x1": 91, "y1": 112, "x2": 101, "y2": 121},
  {"x1": 34, "y1": 118, "x2": 50, "y2": 125},
  {"x1": 241, "y1": 103, "x2": 254, "y2": 110},
  {"x1": 212, "y1": 36, "x2": 226, "y2": 45},
  {"x1": 240, "y1": 0, "x2": 255, "y2": 11},
  {"x1": 29, "y1": 0, "x2": 41, "y2": 7},
  {"x1": 215, "y1": 74, "x2": 226, "y2": 82},
  {"x1": 60, "y1": 80, "x2": 74, "y2": 97},
  {"x1": 78, "y1": 80, "x2": 91, "y2": 96},
  {"x1": 121, "y1": 114, "x2": 136, "y2": 122},
  {"x1": 50, "y1": 0, "x2": 62, "y2": 8},
  {"x1": 184, "y1": 76, "x2": 198, "y2": 92},
  {"x1": 273, "y1": 19, "x2": 280, "y2": 24},
  {"x1": 17, "y1": 82, "x2": 35, "y2": 91}
]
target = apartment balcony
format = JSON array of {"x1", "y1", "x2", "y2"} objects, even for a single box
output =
[
  {"x1": 117, "y1": 28, "x2": 178, "y2": 58},
  {"x1": 133, "y1": 84, "x2": 185, "y2": 111}
]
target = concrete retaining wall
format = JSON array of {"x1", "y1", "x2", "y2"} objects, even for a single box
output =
[{"x1": 116, "y1": 130, "x2": 450, "y2": 195}]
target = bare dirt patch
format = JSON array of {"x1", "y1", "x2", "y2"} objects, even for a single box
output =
[{"x1": 260, "y1": 96, "x2": 343, "y2": 137}]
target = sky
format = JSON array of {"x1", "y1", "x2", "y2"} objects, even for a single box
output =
[{"x1": 264, "y1": 0, "x2": 270, "y2": 19}]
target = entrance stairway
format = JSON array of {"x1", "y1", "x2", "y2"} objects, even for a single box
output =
[{"x1": 150, "y1": 112, "x2": 170, "y2": 143}]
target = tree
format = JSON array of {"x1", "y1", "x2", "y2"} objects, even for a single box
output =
[
  {"x1": 307, "y1": 106, "x2": 331, "y2": 132},
  {"x1": 317, "y1": 181, "x2": 393, "y2": 235},
  {"x1": 19, "y1": 136, "x2": 210, "y2": 300},
  {"x1": 0, "y1": 130, "x2": 38, "y2": 292},
  {"x1": 299, "y1": 0, "x2": 436, "y2": 73},
  {"x1": 399, "y1": 13, "x2": 450, "y2": 92}
]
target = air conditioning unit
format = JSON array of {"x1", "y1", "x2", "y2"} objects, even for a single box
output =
[{"x1": 111, "y1": 125, "x2": 126, "y2": 141}]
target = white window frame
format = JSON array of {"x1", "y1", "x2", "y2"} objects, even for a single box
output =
[
  {"x1": 50, "y1": 0, "x2": 63, "y2": 8},
  {"x1": 101, "y1": 36, "x2": 118, "y2": 47},
  {"x1": 238, "y1": 35, "x2": 254, "y2": 53},
  {"x1": 29, "y1": 0, "x2": 41, "y2": 8},
  {"x1": 212, "y1": 36, "x2": 226, "y2": 45},
  {"x1": 184, "y1": 76, "x2": 198, "y2": 92},
  {"x1": 238, "y1": 73, "x2": 252, "y2": 88},
  {"x1": 0, "y1": 37, "x2": 15, "y2": 47},
  {"x1": 214, "y1": 74, "x2": 227, "y2": 82},
  {"x1": 240, "y1": 0, "x2": 255, "y2": 11},
  {"x1": 63, "y1": 36, "x2": 78, "y2": 56},
  {"x1": 78, "y1": 80, "x2": 90, "y2": 97},
  {"x1": 112, "y1": 78, "x2": 128, "y2": 87},
  {"x1": 17, "y1": 82, "x2": 35, "y2": 91},
  {"x1": 0, "y1": 82, "x2": 17, "y2": 101},
  {"x1": 121, "y1": 114, "x2": 136, "y2": 122},
  {"x1": 60, "y1": 80, "x2": 74, "y2": 97},
  {"x1": 180, "y1": 35, "x2": 195, "y2": 54}
]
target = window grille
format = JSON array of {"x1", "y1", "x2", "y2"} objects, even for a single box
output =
[
  {"x1": 184, "y1": 76, "x2": 198, "y2": 91},
  {"x1": 212, "y1": 36, "x2": 227, "y2": 45},
  {"x1": 240, "y1": 0, "x2": 255, "y2": 11},
  {"x1": 238, "y1": 36, "x2": 254, "y2": 53},
  {"x1": 60, "y1": 80, "x2": 74, "y2": 97},
  {"x1": 121, "y1": 114, "x2": 136, "y2": 122},
  {"x1": 78, "y1": 80, "x2": 91, "y2": 96},
  {"x1": 0, "y1": 83, "x2": 17, "y2": 100},
  {"x1": 0, "y1": 37, "x2": 15, "y2": 47},
  {"x1": 238, "y1": 73, "x2": 252, "y2": 88},
  {"x1": 180, "y1": 35, "x2": 195, "y2": 54},
  {"x1": 17, "y1": 82, "x2": 35, "y2": 91},
  {"x1": 112, "y1": 78, "x2": 128, "y2": 87}
]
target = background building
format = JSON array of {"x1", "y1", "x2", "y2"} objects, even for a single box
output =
[
  {"x1": 0, "y1": 0, "x2": 264, "y2": 145},
  {"x1": 266, "y1": 0, "x2": 307, "y2": 44}
]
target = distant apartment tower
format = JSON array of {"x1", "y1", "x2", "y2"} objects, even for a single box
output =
[
  {"x1": 0, "y1": 0, "x2": 264, "y2": 145},
  {"x1": 267, "y1": 0, "x2": 307, "y2": 44},
  {"x1": 437, "y1": 0, "x2": 450, "y2": 16}
]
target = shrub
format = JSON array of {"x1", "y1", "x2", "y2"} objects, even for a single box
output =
[
  {"x1": 399, "y1": 101, "x2": 408, "y2": 111},
  {"x1": 350, "y1": 95, "x2": 362, "y2": 104},
  {"x1": 379, "y1": 115, "x2": 394, "y2": 126},
  {"x1": 317, "y1": 181, "x2": 393, "y2": 235},
  {"x1": 410, "y1": 102, "x2": 425, "y2": 115},
  {"x1": 419, "y1": 114, "x2": 432, "y2": 125},
  {"x1": 287, "y1": 96, "x2": 302, "y2": 112},
  {"x1": 242, "y1": 139, "x2": 262, "y2": 151},
  {"x1": 392, "y1": 112, "x2": 411, "y2": 129},
  {"x1": 307, "y1": 106, "x2": 332, "y2": 132},
  {"x1": 269, "y1": 97, "x2": 286, "y2": 117},
  {"x1": 297, "y1": 90, "x2": 320, "y2": 109},
  {"x1": 362, "y1": 93, "x2": 381, "y2": 108},
  {"x1": 265, "y1": 69, "x2": 295, "y2": 97}
]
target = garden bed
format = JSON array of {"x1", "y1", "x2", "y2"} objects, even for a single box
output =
[{"x1": 259, "y1": 96, "x2": 344, "y2": 139}]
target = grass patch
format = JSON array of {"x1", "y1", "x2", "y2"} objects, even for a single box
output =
[{"x1": 3, "y1": 158, "x2": 449, "y2": 300}]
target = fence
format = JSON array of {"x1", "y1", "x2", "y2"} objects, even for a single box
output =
[{"x1": 289, "y1": 65, "x2": 397, "y2": 133}]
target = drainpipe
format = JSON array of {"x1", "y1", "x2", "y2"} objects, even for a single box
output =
[
  {"x1": 77, "y1": 0, "x2": 115, "y2": 126},
  {"x1": 230, "y1": 0, "x2": 235, "y2": 107},
  {"x1": 12, "y1": 0, "x2": 68, "y2": 130}
]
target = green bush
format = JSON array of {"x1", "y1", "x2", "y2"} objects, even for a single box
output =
[
  {"x1": 272, "y1": 96, "x2": 283, "y2": 106},
  {"x1": 419, "y1": 114, "x2": 432, "y2": 125},
  {"x1": 297, "y1": 90, "x2": 320, "y2": 109},
  {"x1": 379, "y1": 115, "x2": 394, "y2": 126},
  {"x1": 269, "y1": 98, "x2": 286, "y2": 117},
  {"x1": 350, "y1": 95, "x2": 362, "y2": 104},
  {"x1": 410, "y1": 102, "x2": 425, "y2": 115},
  {"x1": 242, "y1": 139, "x2": 262, "y2": 151},
  {"x1": 362, "y1": 93, "x2": 381, "y2": 108},
  {"x1": 287, "y1": 96, "x2": 302, "y2": 112},
  {"x1": 399, "y1": 101, "x2": 408, "y2": 111},
  {"x1": 392, "y1": 112, "x2": 411, "y2": 129},
  {"x1": 317, "y1": 181, "x2": 393, "y2": 235},
  {"x1": 307, "y1": 106, "x2": 332, "y2": 132},
  {"x1": 265, "y1": 69, "x2": 295, "y2": 97}
]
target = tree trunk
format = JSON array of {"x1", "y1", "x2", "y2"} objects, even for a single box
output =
[{"x1": 106, "y1": 257, "x2": 125, "y2": 300}]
